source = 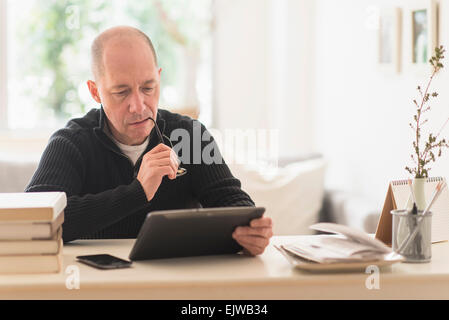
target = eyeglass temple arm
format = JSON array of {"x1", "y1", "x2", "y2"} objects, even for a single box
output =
[
  {"x1": 148, "y1": 117, "x2": 164, "y2": 143},
  {"x1": 148, "y1": 116, "x2": 186, "y2": 176}
]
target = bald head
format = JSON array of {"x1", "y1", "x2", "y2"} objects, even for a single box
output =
[{"x1": 91, "y1": 26, "x2": 158, "y2": 80}]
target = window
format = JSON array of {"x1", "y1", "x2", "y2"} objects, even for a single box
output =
[{"x1": 3, "y1": 0, "x2": 213, "y2": 131}]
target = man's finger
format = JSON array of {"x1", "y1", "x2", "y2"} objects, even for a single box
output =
[
  {"x1": 235, "y1": 239, "x2": 265, "y2": 256},
  {"x1": 148, "y1": 158, "x2": 172, "y2": 167},
  {"x1": 234, "y1": 237, "x2": 262, "y2": 252},
  {"x1": 168, "y1": 157, "x2": 179, "y2": 179},
  {"x1": 143, "y1": 150, "x2": 172, "y2": 161},
  {"x1": 150, "y1": 143, "x2": 172, "y2": 153},
  {"x1": 234, "y1": 226, "x2": 273, "y2": 238},
  {"x1": 250, "y1": 216, "x2": 273, "y2": 228},
  {"x1": 233, "y1": 234, "x2": 269, "y2": 249},
  {"x1": 169, "y1": 150, "x2": 181, "y2": 168}
]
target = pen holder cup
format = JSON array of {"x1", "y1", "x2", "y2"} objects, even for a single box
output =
[{"x1": 391, "y1": 209, "x2": 432, "y2": 263}]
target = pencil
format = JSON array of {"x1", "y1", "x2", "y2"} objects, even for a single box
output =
[{"x1": 408, "y1": 179, "x2": 417, "y2": 210}]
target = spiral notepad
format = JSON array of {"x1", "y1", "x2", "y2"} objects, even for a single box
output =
[{"x1": 375, "y1": 177, "x2": 449, "y2": 245}]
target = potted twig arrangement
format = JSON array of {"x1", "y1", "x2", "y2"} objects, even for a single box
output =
[{"x1": 405, "y1": 45, "x2": 448, "y2": 209}]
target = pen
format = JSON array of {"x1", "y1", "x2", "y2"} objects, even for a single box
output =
[
  {"x1": 408, "y1": 178, "x2": 419, "y2": 256},
  {"x1": 411, "y1": 203, "x2": 418, "y2": 215}
]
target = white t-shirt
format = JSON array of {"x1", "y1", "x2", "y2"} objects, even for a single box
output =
[
  {"x1": 104, "y1": 122, "x2": 149, "y2": 166},
  {"x1": 113, "y1": 137, "x2": 149, "y2": 166}
]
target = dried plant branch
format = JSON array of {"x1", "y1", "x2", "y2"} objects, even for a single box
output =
[{"x1": 406, "y1": 45, "x2": 448, "y2": 178}]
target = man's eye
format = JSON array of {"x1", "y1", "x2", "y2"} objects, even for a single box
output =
[
  {"x1": 143, "y1": 87, "x2": 154, "y2": 93},
  {"x1": 114, "y1": 91, "x2": 128, "y2": 96}
]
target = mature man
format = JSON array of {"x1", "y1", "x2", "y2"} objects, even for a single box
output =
[{"x1": 26, "y1": 26, "x2": 273, "y2": 256}]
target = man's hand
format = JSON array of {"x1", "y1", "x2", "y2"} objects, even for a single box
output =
[
  {"x1": 232, "y1": 216, "x2": 273, "y2": 256},
  {"x1": 137, "y1": 143, "x2": 180, "y2": 201}
]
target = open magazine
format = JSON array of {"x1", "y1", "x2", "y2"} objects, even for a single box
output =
[{"x1": 276, "y1": 223, "x2": 403, "y2": 269}]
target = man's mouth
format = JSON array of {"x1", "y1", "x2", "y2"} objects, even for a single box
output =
[{"x1": 130, "y1": 118, "x2": 150, "y2": 126}]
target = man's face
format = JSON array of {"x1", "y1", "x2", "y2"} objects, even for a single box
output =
[{"x1": 88, "y1": 36, "x2": 161, "y2": 145}]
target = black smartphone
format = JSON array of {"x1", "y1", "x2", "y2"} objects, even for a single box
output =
[{"x1": 76, "y1": 254, "x2": 132, "y2": 270}]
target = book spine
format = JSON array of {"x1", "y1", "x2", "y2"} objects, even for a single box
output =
[{"x1": 0, "y1": 223, "x2": 51, "y2": 240}]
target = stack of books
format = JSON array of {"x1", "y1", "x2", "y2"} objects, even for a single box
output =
[{"x1": 0, "y1": 192, "x2": 66, "y2": 274}]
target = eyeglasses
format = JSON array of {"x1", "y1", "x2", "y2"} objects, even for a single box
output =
[{"x1": 148, "y1": 117, "x2": 187, "y2": 178}]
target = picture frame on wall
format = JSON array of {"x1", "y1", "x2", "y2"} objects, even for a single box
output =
[
  {"x1": 378, "y1": 7, "x2": 402, "y2": 73},
  {"x1": 406, "y1": 0, "x2": 438, "y2": 74}
]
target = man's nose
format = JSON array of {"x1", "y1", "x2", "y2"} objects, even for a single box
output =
[{"x1": 128, "y1": 90, "x2": 146, "y2": 115}]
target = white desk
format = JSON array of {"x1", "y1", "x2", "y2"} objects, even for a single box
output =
[{"x1": 1, "y1": 236, "x2": 449, "y2": 299}]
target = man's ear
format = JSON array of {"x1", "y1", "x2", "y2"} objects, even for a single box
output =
[{"x1": 87, "y1": 80, "x2": 102, "y2": 104}]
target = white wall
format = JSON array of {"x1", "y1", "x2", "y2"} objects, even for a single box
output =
[
  {"x1": 0, "y1": 0, "x2": 7, "y2": 129},
  {"x1": 214, "y1": 0, "x2": 270, "y2": 130},
  {"x1": 214, "y1": 0, "x2": 316, "y2": 156},
  {"x1": 214, "y1": 0, "x2": 449, "y2": 207},
  {"x1": 314, "y1": 0, "x2": 449, "y2": 206}
]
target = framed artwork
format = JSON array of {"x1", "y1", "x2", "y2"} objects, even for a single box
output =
[
  {"x1": 406, "y1": 0, "x2": 438, "y2": 73},
  {"x1": 378, "y1": 7, "x2": 402, "y2": 73}
]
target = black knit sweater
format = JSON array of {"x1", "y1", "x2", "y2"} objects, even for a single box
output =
[{"x1": 26, "y1": 107, "x2": 254, "y2": 242}]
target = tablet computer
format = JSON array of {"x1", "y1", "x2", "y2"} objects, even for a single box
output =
[{"x1": 128, "y1": 206, "x2": 265, "y2": 261}]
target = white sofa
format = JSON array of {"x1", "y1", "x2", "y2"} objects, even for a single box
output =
[
  {"x1": 0, "y1": 152, "x2": 328, "y2": 235},
  {"x1": 1, "y1": 151, "x2": 381, "y2": 235},
  {"x1": 0, "y1": 153, "x2": 40, "y2": 193},
  {"x1": 228, "y1": 157, "x2": 327, "y2": 235},
  {"x1": 321, "y1": 189, "x2": 381, "y2": 234}
]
